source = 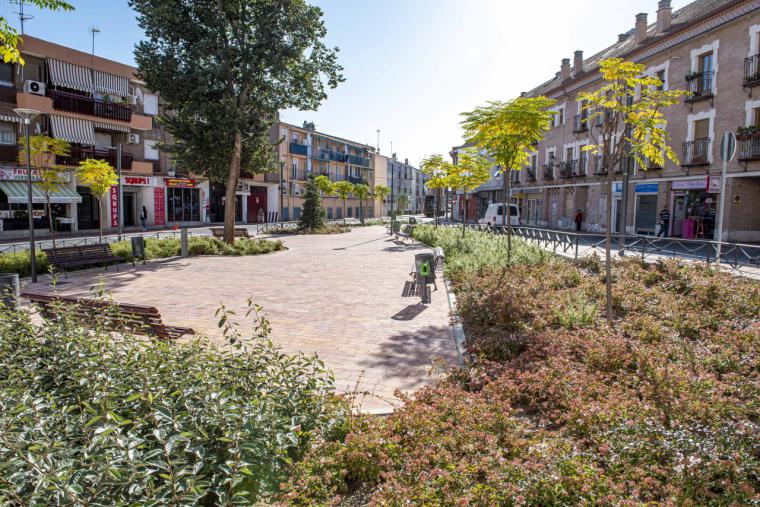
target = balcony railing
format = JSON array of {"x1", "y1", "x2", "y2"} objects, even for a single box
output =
[
  {"x1": 737, "y1": 134, "x2": 760, "y2": 161},
  {"x1": 57, "y1": 146, "x2": 133, "y2": 170},
  {"x1": 347, "y1": 154, "x2": 370, "y2": 168},
  {"x1": 289, "y1": 142, "x2": 308, "y2": 156},
  {"x1": 526, "y1": 167, "x2": 537, "y2": 181},
  {"x1": 542, "y1": 163, "x2": 555, "y2": 180},
  {"x1": 681, "y1": 138, "x2": 711, "y2": 167},
  {"x1": 578, "y1": 155, "x2": 587, "y2": 176},
  {"x1": 347, "y1": 175, "x2": 368, "y2": 185},
  {"x1": 684, "y1": 71, "x2": 714, "y2": 102},
  {"x1": 559, "y1": 160, "x2": 578, "y2": 178},
  {"x1": 573, "y1": 114, "x2": 588, "y2": 133},
  {"x1": 594, "y1": 155, "x2": 608, "y2": 175},
  {"x1": 49, "y1": 89, "x2": 132, "y2": 123},
  {"x1": 745, "y1": 55, "x2": 760, "y2": 87}
]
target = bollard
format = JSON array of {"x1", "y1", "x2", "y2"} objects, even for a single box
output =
[
  {"x1": 180, "y1": 227, "x2": 189, "y2": 258},
  {"x1": 0, "y1": 273, "x2": 19, "y2": 309}
]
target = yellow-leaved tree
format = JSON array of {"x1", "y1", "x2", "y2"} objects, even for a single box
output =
[
  {"x1": 332, "y1": 180, "x2": 353, "y2": 226},
  {"x1": 373, "y1": 184, "x2": 390, "y2": 218},
  {"x1": 77, "y1": 159, "x2": 117, "y2": 243},
  {"x1": 579, "y1": 58, "x2": 688, "y2": 325},
  {"x1": 420, "y1": 154, "x2": 451, "y2": 228}
]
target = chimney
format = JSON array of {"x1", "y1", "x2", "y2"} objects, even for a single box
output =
[
  {"x1": 404, "y1": 158, "x2": 408, "y2": 165},
  {"x1": 560, "y1": 58, "x2": 571, "y2": 81},
  {"x1": 635, "y1": 12, "x2": 648, "y2": 44},
  {"x1": 618, "y1": 33, "x2": 628, "y2": 43},
  {"x1": 657, "y1": 0, "x2": 672, "y2": 33},
  {"x1": 573, "y1": 50, "x2": 583, "y2": 76}
]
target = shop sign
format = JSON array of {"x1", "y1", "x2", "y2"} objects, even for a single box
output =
[
  {"x1": 708, "y1": 177, "x2": 721, "y2": 193},
  {"x1": 165, "y1": 177, "x2": 197, "y2": 188},
  {"x1": 634, "y1": 183, "x2": 659, "y2": 193},
  {"x1": 109, "y1": 186, "x2": 119, "y2": 228},
  {"x1": 672, "y1": 178, "x2": 706, "y2": 190},
  {"x1": 122, "y1": 176, "x2": 154, "y2": 186},
  {"x1": 154, "y1": 187, "x2": 166, "y2": 226},
  {"x1": 0, "y1": 167, "x2": 71, "y2": 183}
]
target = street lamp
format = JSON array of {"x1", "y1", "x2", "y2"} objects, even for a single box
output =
[{"x1": 14, "y1": 108, "x2": 40, "y2": 283}]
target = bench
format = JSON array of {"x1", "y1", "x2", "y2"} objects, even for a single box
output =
[
  {"x1": 433, "y1": 246, "x2": 445, "y2": 270},
  {"x1": 44, "y1": 244, "x2": 122, "y2": 278},
  {"x1": 395, "y1": 224, "x2": 415, "y2": 243},
  {"x1": 21, "y1": 291, "x2": 194, "y2": 340},
  {"x1": 210, "y1": 227, "x2": 251, "y2": 239}
]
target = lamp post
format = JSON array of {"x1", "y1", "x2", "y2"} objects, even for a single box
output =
[
  {"x1": 279, "y1": 160, "x2": 284, "y2": 223},
  {"x1": 14, "y1": 108, "x2": 41, "y2": 283}
]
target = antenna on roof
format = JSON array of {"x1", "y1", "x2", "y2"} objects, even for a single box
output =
[
  {"x1": 9, "y1": 1, "x2": 34, "y2": 34},
  {"x1": 89, "y1": 26, "x2": 101, "y2": 56}
]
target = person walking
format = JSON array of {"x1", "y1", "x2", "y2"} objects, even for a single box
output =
[
  {"x1": 574, "y1": 209, "x2": 583, "y2": 232},
  {"x1": 658, "y1": 206, "x2": 670, "y2": 237},
  {"x1": 140, "y1": 205, "x2": 148, "y2": 231}
]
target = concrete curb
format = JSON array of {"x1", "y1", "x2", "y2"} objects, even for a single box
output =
[{"x1": 440, "y1": 263, "x2": 468, "y2": 367}]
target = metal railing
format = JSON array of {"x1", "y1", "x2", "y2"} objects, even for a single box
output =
[
  {"x1": 542, "y1": 163, "x2": 555, "y2": 180},
  {"x1": 526, "y1": 167, "x2": 537, "y2": 181},
  {"x1": 49, "y1": 89, "x2": 132, "y2": 122},
  {"x1": 289, "y1": 142, "x2": 308, "y2": 156},
  {"x1": 573, "y1": 114, "x2": 588, "y2": 133},
  {"x1": 559, "y1": 160, "x2": 578, "y2": 178},
  {"x1": 737, "y1": 135, "x2": 760, "y2": 161},
  {"x1": 684, "y1": 71, "x2": 714, "y2": 101},
  {"x1": 57, "y1": 146, "x2": 133, "y2": 170},
  {"x1": 0, "y1": 229, "x2": 196, "y2": 254},
  {"x1": 744, "y1": 55, "x2": 760, "y2": 86},
  {"x1": 682, "y1": 138, "x2": 710, "y2": 167}
]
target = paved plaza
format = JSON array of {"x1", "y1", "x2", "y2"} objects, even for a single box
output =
[{"x1": 23, "y1": 225, "x2": 457, "y2": 413}]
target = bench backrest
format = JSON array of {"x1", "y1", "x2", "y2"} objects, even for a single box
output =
[{"x1": 44, "y1": 244, "x2": 116, "y2": 264}]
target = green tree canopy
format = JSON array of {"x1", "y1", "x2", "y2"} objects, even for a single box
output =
[
  {"x1": 332, "y1": 180, "x2": 353, "y2": 225},
  {"x1": 299, "y1": 175, "x2": 325, "y2": 231},
  {"x1": 1, "y1": 1, "x2": 73, "y2": 64},
  {"x1": 130, "y1": 0, "x2": 343, "y2": 243}
]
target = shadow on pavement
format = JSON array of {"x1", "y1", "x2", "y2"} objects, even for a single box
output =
[{"x1": 391, "y1": 303, "x2": 428, "y2": 321}]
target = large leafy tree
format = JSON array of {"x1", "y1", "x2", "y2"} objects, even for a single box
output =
[
  {"x1": 579, "y1": 58, "x2": 687, "y2": 325},
  {"x1": 1, "y1": 1, "x2": 73, "y2": 64},
  {"x1": 448, "y1": 148, "x2": 491, "y2": 237},
  {"x1": 131, "y1": 0, "x2": 343, "y2": 243},
  {"x1": 461, "y1": 96, "x2": 556, "y2": 261}
]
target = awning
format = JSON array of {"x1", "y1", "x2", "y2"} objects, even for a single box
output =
[
  {"x1": 94, "y1": 70, "x2": 130, "y2": 97},
  {"x1": 50, "y1": 115, "x2": 96, "y2": 145},
  {"x1": 92, "y1": 121, "x2": 130, "y2": 133},
  {"x1": 0, "y1": 114, "x2": 20, "y2": 123},
  {"x1": 47, "y1": 58, "x2": 94, "y2": 93},
  {"x1": 0, "y1": 181, "x2": 82, "y2": 204}
]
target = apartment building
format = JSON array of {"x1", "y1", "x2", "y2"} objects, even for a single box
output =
[
  {"x1": 273, "y1": 121, "x2": 375, "y2": 221},
  {"x1": 0, "y1": 35, "x2": 209, "y2": 238},
  {"x1": 386, "y1": 155, "x2": 426, "y2": 214},
  {"x1": 512, "y1": 0, "x2": 760, "y2": 242}
]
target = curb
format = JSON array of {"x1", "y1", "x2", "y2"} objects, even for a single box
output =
[{"x1": 440, "y1": 263, "x2": 468, "y2": 367}]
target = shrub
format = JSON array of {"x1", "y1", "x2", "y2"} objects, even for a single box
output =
[{"x1": 0, "y1": 299, "x2": 346, "y2": 504}]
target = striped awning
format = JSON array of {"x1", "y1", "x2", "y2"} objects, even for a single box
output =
[
  {"x1": 0, "y1": 114, "x2": 20, "y2": 123},
  {"x1": 94, "y1": 70, "x2": 129, "y2": 97},
  {"x1": 50, "y1": 115, "x2": 96, "y2": 145},
  {"x1": 92, "y1": 121, "x2": 130, "y2": 133},
  {"x1": 47, "y1": 58, "x2": 94, "y2": 93},
  {"x1": 0, "y1": 181, "x2": 82, "y2": 204}
]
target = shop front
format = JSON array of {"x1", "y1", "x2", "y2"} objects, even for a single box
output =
[
  {"x1": 0, "y1": 167, "x2": 80, "y2": 235},
  {"x1": 209, "y1": 182, "x2": 243, "y2": 223},
  {"x1": 670, "y1": 178, "x2": 719, "y2": 239},
  {"x1": 119, "y1": 176, "x2": 159, "y2": 228},
  {"x1": 633, "y1": 183, "x2": 659, "y2": 236},
  {"x1": 165, "y1": 177, "x2": 203, "y2": 224}
]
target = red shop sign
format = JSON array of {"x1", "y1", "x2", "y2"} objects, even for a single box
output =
[
  {"x1": 154, "y1": 187, "x2": 166, "y2": 226},
  {"x1": 165, "y1": 177, "x2": 197, "y2": 188},
  {"x1": 110, "y1": 186, "x2": 119, "y2": 228},
  {"x1": 123, "y1": 176, "x2": 152, "y2": 186}
]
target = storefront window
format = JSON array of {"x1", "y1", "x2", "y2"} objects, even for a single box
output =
[{"x1": 167, "y1": 187, "x2": 200, "y2": 222}]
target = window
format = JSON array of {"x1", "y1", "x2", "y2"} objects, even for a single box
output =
[
  {"x1": 291, "y1": 159, "x2": 298, "y2": 179},
  {"x1": 656, "y1": 69, "x2": 666, "y2": 90},
  {"x1": 698, "y1": 52, "x2": 714, "y2": 73},
  {"x1": 327, "y1": 207, "x2": 333, "y2": 219},
  {"x1": 557, "y1": 107, "x2": 564, "y2": 126},
  {"x1": 694, "y1": 118, "x2": 710, "y2": 140},
  {"x1": 144, "y1": 139, "x2": 159, "y2": 160},
  {"x1": 293, "y1": 207, "x2": 301, "y2": 220},
  {"x1": 753, "y1": 107, "x2": 760, "y2": 127},
  {"x1": 347, "y1": 207, "x2": 352, "y2": 218},
  {"x1": 0, "y1": 123, "x2": 16, "y2": 145},
  {"x1": 0, "y1": 63, "x2": 13, "y2": 87},
  {"x1": 143, "y1": 93, "x2": 159, "y2": 116}
]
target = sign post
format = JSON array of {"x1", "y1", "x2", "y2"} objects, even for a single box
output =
[{"x1": 715, "y1": 131, "x2": 736, "y2": 261}]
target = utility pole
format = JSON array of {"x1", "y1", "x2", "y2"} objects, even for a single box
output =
[
  {"x1": 90, "y1": 27, "x2": 100, "y2": 56},
  {"x1": 376, "y1": 129, "x2": 380, "y2": 153},
  {"x1": 618, "y1": 157, "x2": 631, "y2": 255}
]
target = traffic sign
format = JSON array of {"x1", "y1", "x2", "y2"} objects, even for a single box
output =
[{"x1": 720, "y1": 131, "x2": 736, "y2": 162}]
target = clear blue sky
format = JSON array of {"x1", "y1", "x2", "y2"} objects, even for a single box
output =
[{"x1": 1, "y1": 0, "x2": 691, "y2": 166}]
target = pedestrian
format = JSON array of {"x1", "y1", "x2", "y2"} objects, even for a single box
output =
[
  {"x1": 574, "y1": 209, "x2": 583, "y2": 232},
  {"x1": 140, "y1": 205, "x2": 148, "y2": 231},
  {"x1": 658, "y1": 206, "x2": 670, "y2": 237},
  {"x1": 258, "y1": 207, "x2": 265, "y2": 223}
]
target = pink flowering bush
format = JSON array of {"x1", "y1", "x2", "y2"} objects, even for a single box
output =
[{"x1": 282, "y1": 258, "x2": 760, "y2": 505}]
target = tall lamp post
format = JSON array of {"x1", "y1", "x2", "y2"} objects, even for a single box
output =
[
  {"x1": 14, "y1": 108, "x2": 40, "y2": 283},
  {"x1": 279, "y1": 160, "x2": 284, "y2": 223}
]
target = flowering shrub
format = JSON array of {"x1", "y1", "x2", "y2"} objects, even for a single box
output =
[{"x1": 283, "y1": 258, "x2": 760, "y2": 505}]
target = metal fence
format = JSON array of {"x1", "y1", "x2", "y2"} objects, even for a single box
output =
[{"x1": 439, "y1": 223, "x2": 760, "y2": 269}]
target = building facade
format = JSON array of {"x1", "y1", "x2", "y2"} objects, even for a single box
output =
[
  {"x1": 387, "y1": 155, "x2": 426, "y2": 214},
  {"x1": 511, "y1": 0, "x2": 760, "y2": 242}
]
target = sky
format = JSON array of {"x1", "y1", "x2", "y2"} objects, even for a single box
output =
[{"x1": 0, "y1": 0, "x2": 693, "y2": 166}]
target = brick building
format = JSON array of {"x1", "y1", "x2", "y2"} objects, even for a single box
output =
[{"x1": 514, "y1": 0, "x2": 760, "y2": 242}]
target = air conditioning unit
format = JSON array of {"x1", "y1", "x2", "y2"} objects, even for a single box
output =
[
  {"x1": 23, "y1": 80, "x2": 45, "y2": 96},
  {"x1": 127, "y1": 133, "x2": 140, "y2": 144},
  {"x1": 127, "y1": 94, "x2": 138, "y2": 105}
]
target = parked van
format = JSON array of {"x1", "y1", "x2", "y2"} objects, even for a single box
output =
[{"x1": 478, "y1": 203, "x2": 520, "y2": 226}]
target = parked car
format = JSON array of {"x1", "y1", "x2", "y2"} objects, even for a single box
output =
[{"x1": 478, "y1": 203, "x2": 520, "y2": 226}]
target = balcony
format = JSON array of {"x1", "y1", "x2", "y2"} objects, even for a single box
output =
[
  {"x1": 347, "y1": 154, "x2": 370, "y2": 167},
  {"x1": 681, "y1": 138, "x2": 711, "y2": 167},
  {"x1": 57, "y1": 146, "x2": 133, "y2": 170},
  {"x1": 737, "y1": 133, "x2": 760, "y2": 162},
  {"x1": 744, "y1": 55, "x2": 760, "y2": 88},
  {"x1": 594, "y1": 155, "x2": 608, "y2": 175},
  {"x1": 289, "y1": 142, "x2": 308, "y2": 156},
  {"x1": 542, "y1": 163, "x2": 555, "y2": 180},
  {"x1": 347, "y1": 175, "x2": 367, "y2": 185},
  {"x1": 49, "y1": 89, "x2": 132, "y2": 123},
  {"x1": 559, "y1": 160, "x2": 579, "y2": 178},
  {"x1": 573, "y1": 114, "x2": 588, "y2": 133},
  {"x1": 526, "y1": 167, "x2": 537, "y2": 181},
  {"x1": 684, "y1": 71, "x2": 714, "y2": 103}
]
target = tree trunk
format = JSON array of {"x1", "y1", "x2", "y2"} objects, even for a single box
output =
[
  {"x1": 605, "y1": 170, "x2": 614, "y2": 326},
  {"x1": 462, "y1": 192, "x2": 467, "y2": 238},
  {"x1": 98, "y1": 197, "x2": 103, "y2": 244},
  {"x1": 46, "y1": 198, "x2": 56, "y2": 251},
  {"x1": 343, "y1": 199, "x2": 346, "y2": 226},
  {"x1": 506, "y1": 169, "x2": 513, "y2": 264},
  {"x1": 223, "y1": 131, "x2": 242, "y2": 244}
]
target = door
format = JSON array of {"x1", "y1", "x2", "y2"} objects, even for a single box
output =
[
  {"x1": 247, "y1": 187, "x2": 268, "y2": 223},
  {"x1": 611, "y1": 197, "x2": 622, "y2": 234},
  {"x1": 123, "y1": 194, "x2": 135, "y2": 227},
  {"x1": 76, "y1": 187, "x2": 99, "y2": 230},
  {"x1": 635, "y1": 194, "x2": 657, "y2": 235},
  {"x1": 673, "y1": 194, "x2": 686, "y2": 236}
]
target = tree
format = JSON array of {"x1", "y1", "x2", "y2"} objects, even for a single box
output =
[
  {"x1": 421, "y1": 154, "x2": 452, "y2": 227},
  {"x1": 314, "y1": 174, "x2": 334, "y2": 212},
  {"x1": 448, "y1": 148, "x2": 492, "y2": 237},
  {"x1": 77, "y1": 159, "x2": 117, "y2": 243},
  {"x1": 19, "y1": 135, "x2": 70, "y2": 250},
  {"x1": 299, "y1": 175, "x2": 325, "y2": 231},
  {"x1": 373, "y1": 185, "x2": 390, "y2": 217},
  {"x1": 333, "y1": 181, "x2": 353, "y2": 226},
  {"x1": 396, "y1": 194, "x2": 409, "y2": 214},
  {"x1": 352, "y1": 183, "x2": 370, "y2": 224},
  {"x1": 461, "y1": 96, "x2": 556, "y2": 261},
  {"x1": 131, "y1": 0, "x2": 343, "y2": 244},
  {"x1": 578, "y1": 58, "x2": 687, "y2": 326},
  {"x1": 1, "y1": 1, "x2": 73, "y2": 64}
]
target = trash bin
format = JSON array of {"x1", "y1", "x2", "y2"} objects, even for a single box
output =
[
  {"x1": 0, "y1": 272, "x2": 19, "y2": 309},
  {"x1": 409, "y1": 217, "x2": 417, "y2": 224},
  {"x1": 131, "y1": 236, "x2": 146, "y2": 266},
  {"x1": 414, "y1": 253, "x2": 435, "y2": 285},
  {"x1": 391, "y1": 221, "x2": 401, "y2": 233}
]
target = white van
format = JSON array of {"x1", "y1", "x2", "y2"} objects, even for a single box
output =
[{"x1": 478, "y1": 203, "x2": 520, "y2": 226}]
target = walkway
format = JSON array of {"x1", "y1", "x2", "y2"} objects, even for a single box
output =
[{"x1": 23, "y1": 225, "x2": 457, "y2": 413}]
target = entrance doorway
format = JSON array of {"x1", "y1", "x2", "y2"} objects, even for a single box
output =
[
  {"x1": 76, "y1": 187, "x2": 99, "y2": 230},
  {"x1": 247, "y1": 186, "x2": 268, "y2": 223},
  {"x1": 634, "y1": 194, "x2": 657, "y2": 235},
  {"x1": 611, "y1": 197, "x2": 622, "y2": 234},
  {"x1": 123, "y1": 193, "x2": 136, "y2": 227}
]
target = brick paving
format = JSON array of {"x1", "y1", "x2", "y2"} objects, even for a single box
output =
[{"x1": 24, "y1": 225, "x2": 457, "y2": 412}]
